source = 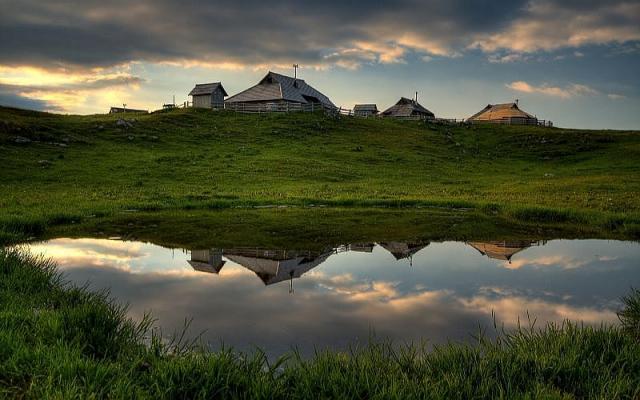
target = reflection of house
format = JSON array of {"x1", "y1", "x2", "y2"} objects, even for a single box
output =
[
  {"x1": 468, "y1": 241, "x2": 541, "y2": 262},
  {"x1": 188, "y1": 249, "x2": 226, "y2": 274},
  {"x1": 467, "y1": 102, "x2": 538, "y2": 125},
  {"x1": 379, "y1": 242, "x2": 429, "y2": 261},
  {"x1": 349, "y1": 243, "x2": 375, "y2": 253},
  {"x1": 224, "y1": 248, "x2": 333, "y2": 286},
  {"x1": 381, "y1": 97, "x2": 434, "y2": 119},
  {"x1": 353, "y1": 104, "x2": 378, "y2": 117},
  {"x1": 225, "y1": 71, "x2": 336, "y2": 110}
]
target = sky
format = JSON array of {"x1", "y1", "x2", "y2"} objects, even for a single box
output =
[{"x1": 0, "y1": 0, "x2": 639, "y2": 129}]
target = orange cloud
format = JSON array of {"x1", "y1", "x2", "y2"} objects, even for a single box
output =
[{"x1": 506, "y1": 81, "x2": 598, "y2": 98}]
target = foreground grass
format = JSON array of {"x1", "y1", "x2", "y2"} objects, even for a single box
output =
[
  {"x1": 1, "y1": 106, "x2": 640, "y2": 241},
  {"x1": 1, "y1": 248, "x2": 640, "y2": 399}
]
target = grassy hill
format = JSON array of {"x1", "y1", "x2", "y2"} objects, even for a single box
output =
[{"x1": 1, "y1": 106, "x2": 639, "y2": 241}]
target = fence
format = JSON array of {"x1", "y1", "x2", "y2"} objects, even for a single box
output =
[
  {"x1": 468, "y1": 118, "x2": 553, "y2": 127},
  {"x1": 223, "y1": 102, "x2": 329, "y2": 113}
]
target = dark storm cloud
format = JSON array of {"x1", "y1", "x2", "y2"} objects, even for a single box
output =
[{"x1": 0, "y1": 0, "x2": 596, "y2": 69}]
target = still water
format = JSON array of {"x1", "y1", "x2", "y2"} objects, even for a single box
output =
[{"x1": 26, "y1": 238, "x2": 640, "y2": 356}]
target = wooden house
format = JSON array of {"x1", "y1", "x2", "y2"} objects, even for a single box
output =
[
  {"x1": 353, "y1": 104, "x2": 378, "y2": 117},
  {"x1": 188, "y1": 82, "x2": 228, "y2": 109},
  {"x1": 224, "y1": 71, "x2": 336, "y2": 110},
  {"x1": 381, "y1": 97, "x2": 435, "y2": 119},
  {"x1": 467, "y1": 102, "x2": 538, "y2": 125}
]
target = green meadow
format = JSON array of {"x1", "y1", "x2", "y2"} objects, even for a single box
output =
[{"x1": 1, "y1": 105, "x2": 640, "y2": 242}]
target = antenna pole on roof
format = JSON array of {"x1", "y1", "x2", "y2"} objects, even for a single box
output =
[
  {"x1": 515, "y1": 99, "x2": 519, "y2": 106},
  {"x1": 415, "y1": 91, "x2": 418, "y2": 103},
  {"x1": 293, "y1": 64, "x2": 299, "y2": 80}
]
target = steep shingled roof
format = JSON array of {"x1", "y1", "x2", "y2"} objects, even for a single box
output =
[
  {"x1": 188, "y1": 82, "x2": 228, "y2": 97},
  {"x1": 467, "y1": 102, "x2": 536, "y2": 121},
  {"x1": 225, "y1": 71, "x2": 336, "y2": 108},
  {"x1": 381, "y1": 97, "x2": 435, "y2": 118}
]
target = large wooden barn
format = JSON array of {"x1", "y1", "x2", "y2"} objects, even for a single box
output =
[
  {"x1": 224, "y1": 71, "x2": 336, "y2": 111},
  {"x1": 189, "y1": 82, "x2": 228, "y2": 109},
  {"x1": 467, "y1": 102, "x2": 538, "y2": 125},
  {"x1": 381, "y1": 97, "x2": 435, "y2": 119}
]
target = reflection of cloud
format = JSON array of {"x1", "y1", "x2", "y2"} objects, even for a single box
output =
[
  {"x1": 23, "y1": 238, "x2": 635, "y2": 357},
  {"x1": 460, "y1": 294, "x2": 618, "y2": 327},
  {"x1": 506, "y1": 255, "x2": 585, "y2": 270}
]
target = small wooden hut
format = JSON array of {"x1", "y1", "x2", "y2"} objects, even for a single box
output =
[
  {"x1": 381, "y1": 97, "x2": 434, "y2": 119},
  {"x1": 353, "y1": 104, "x2": 378, "y2": 117},
  {"x1": 189, "y1": 82, "x2": 228, "y2": 109},
  {"x1": 467, "y1": 102, "x2": 538, "y2": 125}
]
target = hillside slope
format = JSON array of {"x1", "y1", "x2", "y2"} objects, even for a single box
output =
[{"x1": 1, "y1": 106, "x2": 639, "y2": 237}]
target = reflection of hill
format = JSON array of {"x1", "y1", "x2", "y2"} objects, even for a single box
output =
[
  {"x1": 467, "y1": 241, "x2": 542, "y2": 262},
  {"x1": 378, "y1": 241, "x2": 429, "y2": 261}
]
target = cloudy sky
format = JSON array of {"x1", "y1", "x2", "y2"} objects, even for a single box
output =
[{"x1": 1, "y1": 0, "x2": 639, "y2": 129}]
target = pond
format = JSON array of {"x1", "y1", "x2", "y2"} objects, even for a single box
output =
[{"x1": 24, "y1": 237, "x2": 640, "y2": 357}]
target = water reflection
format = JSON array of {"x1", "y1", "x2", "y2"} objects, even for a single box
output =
[{"x1": 24, "y1": 238, "x2": 640, "y2": 357}]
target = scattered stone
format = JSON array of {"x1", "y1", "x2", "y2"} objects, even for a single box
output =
[
  {"x1": 98, "y1": 125, "x2": 104, "y2": 130},
  {"x1": 544, "y1": 173, "x2": 555, "y2": 177},
  {"x1": 116, "y1": 119, "x2": 133, "y2": 129},
  {"x1": 128, "y1": 135, "x2": 134, "y2": 141},
  {"x1": 14, "y1": 136, "x2": 31, "y2": 144},
  {"x1": 150, "y1": 135, "x2": 158, "y2": 140},
  {"x1": 38, "y1": 160, "x2": 52, "y2": 167}
]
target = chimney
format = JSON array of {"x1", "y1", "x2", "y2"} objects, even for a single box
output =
[{"x1": 415, "y1": 91, "x2": 418, "y2": 103}]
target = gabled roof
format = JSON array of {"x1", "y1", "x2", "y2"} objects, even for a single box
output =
[
  {"x1": 225, "y1": 71, "x2": 336, "y2": 108},
  {"x1": 188, "y1": 82, "x2": 228, "y2": 96},
  {"x1": 381, "y1": 97, "x2": 435, "y2": 118},
  {"x1": 354, "y1": 104, "x2": 378, "y2": 112},
  {"x1": 467, "y1": 102, "x2": 535, "y2": 121}
]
